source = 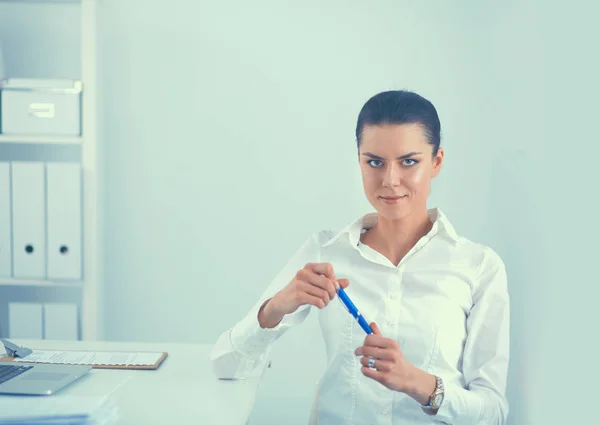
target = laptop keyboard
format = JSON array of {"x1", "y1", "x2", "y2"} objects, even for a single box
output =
[{"x1": 0, "y1": 364, "x2": 34, "y2": 384}]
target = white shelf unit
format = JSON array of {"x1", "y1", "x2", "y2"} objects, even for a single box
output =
[
  {"x1": 0, "y1": 279, "x2": 84, "y2": 288},
  {"x1": 0, "y1": 135, "x2": 82, "y2": 144},
  {"x1": 0, "y1": 1, "x2": 80, "y2": 3},
  {"x1": 0, "y1": 0, "x2": 100, "y2": 340}
]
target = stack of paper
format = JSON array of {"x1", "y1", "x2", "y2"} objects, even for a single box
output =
[
  {"x1": 0, "y1": 395, "x2": 117, "y2": 425},
  {"x1": 13, "y1": 350, "x2": 163, "y2": 367}
]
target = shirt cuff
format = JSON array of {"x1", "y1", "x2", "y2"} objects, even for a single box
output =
[
  {"x1": 230, "y1": 303, "x2": 311, "y2": 360},
  {"x1": 210, "y1": 331, "x2": 261, "y2": 380},
  {"x1": 434, "y1": 381, "x2": 483, "y2": 425}
]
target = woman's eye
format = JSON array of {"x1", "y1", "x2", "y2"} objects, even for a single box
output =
[
  {"x1": 367, "y1": 160, "x2": 384, "y2": 168},
  {"x1": 367, "y1": 158, "x2": 418, "y2": 167}
]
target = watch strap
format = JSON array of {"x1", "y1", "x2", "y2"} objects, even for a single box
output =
[{"x1": 422, "y1": 375, "x2": 444, "y2": 413}]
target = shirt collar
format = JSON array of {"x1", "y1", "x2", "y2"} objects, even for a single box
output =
[{"x1": 320, "y1": 208, "x2": 459, "y2": 248}]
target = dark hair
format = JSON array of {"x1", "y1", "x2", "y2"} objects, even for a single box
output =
[{"x1": 355, "y1": 90, "x2": 441, "y2": 156}]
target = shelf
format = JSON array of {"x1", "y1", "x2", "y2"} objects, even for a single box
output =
[
  {"x1": 0, "y1": 279, "x2": 83, "y2": 288},
  {"x1": 0, "y1": 0, "x2": 99, "y2": 339},
  {"x1": 0, "y1": 134, "x2": 82, "y2": 144},
  {"x1": 0, "y1": 1, "x2": 81, "y2": 4}
]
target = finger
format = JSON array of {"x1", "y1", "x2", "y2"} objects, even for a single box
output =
[
  {"x1": 297, "y1": 268, "x2": 336, "y2": 301},
  {"x1": 338, "y1": 278, "x2": 350, "y2": 289},
  {"x1": 360, "y1": 356, "x2": 375, "y2": 369},
  {"x1": 359, "y1": 356, "x2": 392, "y2": 372},
  {"x1": 354, "y1": 346, "x2": 392, "y2": 360},
  {"x1": 307, "y1": 273, "x2": 337, "y2": 301},
  {"x1": 363, "y1": 334, "x2": 393, "y2": 349},
  {"x1": 299, "y1": 281, "x2": 331, "y2": 305},
  {"x1": 370, "y1": 322, "x2": 382, "y2": 335},
  {"x1": 297, "y1": 292, "x2": 326, "y2": 309},
  {"x1": 305, "y1": 262, "x2": 336, "y2": 280},
  {"x1": 361, "y1": 366, "x2": 387, "y2": 384}
]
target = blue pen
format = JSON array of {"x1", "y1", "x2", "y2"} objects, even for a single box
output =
[{"x1": 337, "y1": 286, "x2": 373, "y2": 334}]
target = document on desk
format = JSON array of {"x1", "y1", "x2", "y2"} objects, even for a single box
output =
[{"x1": 12, "y1": 350, "x2": 166, "y2": 369}]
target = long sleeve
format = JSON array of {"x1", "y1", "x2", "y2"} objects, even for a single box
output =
[
  {"x1": 434, "y1": 247, "x2": 510, "y2": 425},
  {"x1": 210, "y1": 232, "x2": 323, "y2": 380}
]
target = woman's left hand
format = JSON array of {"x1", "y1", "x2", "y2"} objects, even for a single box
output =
[
  {"x1": 356, "y1": 323, "x2": 437, "y2": 405},
  {"x1": 354, "y1": 322, "x2": 416, "y2": 393}
]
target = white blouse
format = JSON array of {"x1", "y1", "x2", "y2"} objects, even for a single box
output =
[{"x1": 210, "y1": 208, "x2": 510, "y2": 425}]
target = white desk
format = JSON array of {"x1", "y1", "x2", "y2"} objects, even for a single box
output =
[{"x1": 2, "y1": 340, "x2": 264, "y2": 425}]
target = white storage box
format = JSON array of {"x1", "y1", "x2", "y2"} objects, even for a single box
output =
[{"x1": 0, "y1": 79, "x2": 82, "y2": 136}]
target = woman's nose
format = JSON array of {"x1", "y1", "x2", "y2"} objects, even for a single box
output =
[{"x1": 382, "y1": 164, "x2": 401, "y2": 187}]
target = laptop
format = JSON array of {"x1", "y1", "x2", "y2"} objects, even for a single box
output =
[{"x1": 0, "y1": 362, "x2": 92, "y2": 395}]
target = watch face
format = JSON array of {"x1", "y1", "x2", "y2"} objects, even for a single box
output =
[{"x1": 433, "y1": 393, "x2": 444, "y2": 407}]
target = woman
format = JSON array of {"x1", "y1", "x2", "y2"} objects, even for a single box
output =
[{"x1": 210, "y1": 90, "x2": 510, "y2": 425}]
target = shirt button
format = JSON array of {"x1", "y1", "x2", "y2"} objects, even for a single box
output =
[
  {"x1": 381, "y1": 408, "x2": 389, "y2": 415},
  {"x1": 386, "y1": 319, "x2": 394, "y2": 327},
  {"x1": 389, "y1": 293, "x2": 398, "y2": 300}
]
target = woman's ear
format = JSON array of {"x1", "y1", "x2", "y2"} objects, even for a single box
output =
[{"x1": 431, "y1": 147, "x2": 444, "y2": 178}]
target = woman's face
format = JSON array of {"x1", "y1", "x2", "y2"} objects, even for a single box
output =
[{"x1": 358, "y1": 123, "x2": 444, "y2": 221}]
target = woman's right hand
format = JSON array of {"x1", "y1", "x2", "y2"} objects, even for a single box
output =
[{"x1": 258, "y1": 262, "x2": 350, "y2": 329}]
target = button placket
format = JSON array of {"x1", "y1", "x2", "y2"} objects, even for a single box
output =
[
  {"x1": 381, "y1": 269, "x2": 402, "y2": 341},
  {"x1": 384, "y1": 272, "x2": 401, "y2": 332},
  {"x1": 391, "y1": 266, "x2": 403, "y2": 302}
]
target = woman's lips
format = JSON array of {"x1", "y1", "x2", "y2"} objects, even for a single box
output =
[{"x1": 379, "y1": 195, "x2": 408, "y2": 204}]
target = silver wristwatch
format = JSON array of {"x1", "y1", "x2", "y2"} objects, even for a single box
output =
[{"x1": 422, "y1": 375, "x2": 444, "y2": 414}]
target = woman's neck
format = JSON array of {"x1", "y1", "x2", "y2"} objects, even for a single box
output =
[{"x1": 361, "y1": 209, "x2": 433, "y2": 266}]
